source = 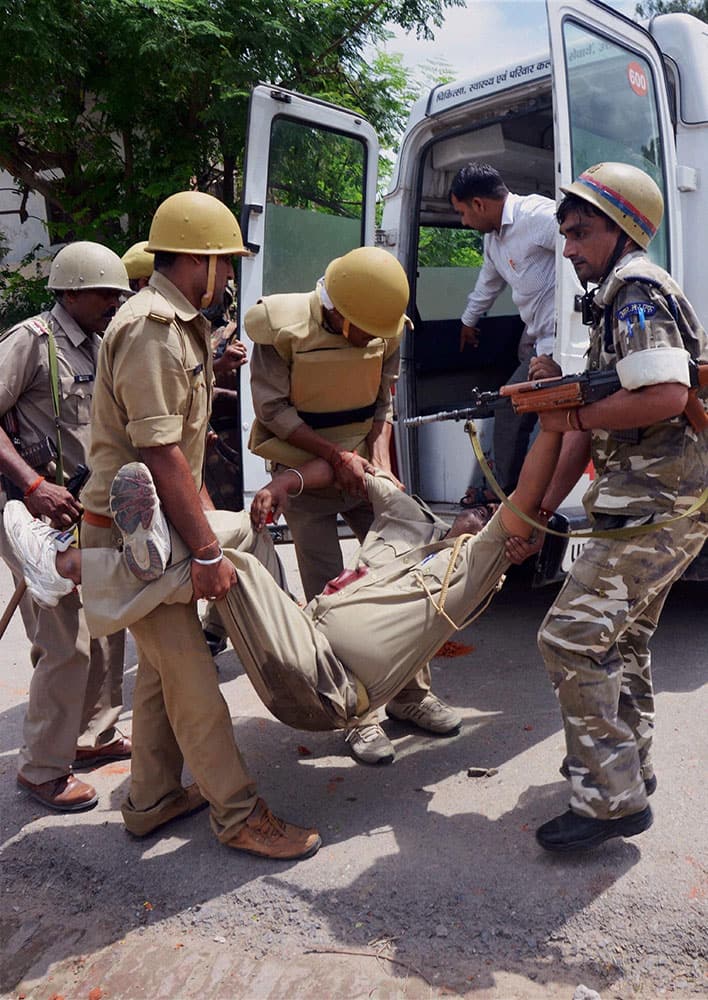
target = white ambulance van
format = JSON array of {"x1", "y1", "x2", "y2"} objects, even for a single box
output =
[{"x1": 237, "y1": 0, "x2": 708, "y2": 580}]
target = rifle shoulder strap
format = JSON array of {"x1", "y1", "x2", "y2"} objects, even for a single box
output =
[
  {"x1": 45, "y1": 328, "x2": 64, "y2": 484},
  {"x1": 465, "y1": 421, "x2": 708, "y2": 539}
]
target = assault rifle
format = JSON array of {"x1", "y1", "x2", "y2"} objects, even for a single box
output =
[{"x1": 403, "y1": 360, "x2": 708, "y2": 433}]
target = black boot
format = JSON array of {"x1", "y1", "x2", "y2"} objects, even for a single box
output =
[{"x1": 536, "y1": 806, "x2": 653, "y2": 852}]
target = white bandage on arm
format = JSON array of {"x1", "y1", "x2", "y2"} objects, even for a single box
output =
[{"x1": 616, "y1": 347, "x2": 691, "y2": 390}]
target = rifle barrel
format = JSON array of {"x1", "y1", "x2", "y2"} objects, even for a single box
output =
[{"x1": 403, "y1": 407, "x2": 483, "y2": 427}]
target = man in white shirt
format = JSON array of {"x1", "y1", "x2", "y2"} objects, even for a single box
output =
[{"x1": 450, "y1": 163, "x2": 557, "y2": 505}]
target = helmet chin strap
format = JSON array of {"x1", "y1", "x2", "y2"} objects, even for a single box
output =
[
  {"x1": 601, "y1": 231, "x2": 629, "y2": 285},
  {"x1": 200, "y1": 255, "x2": 217, "y2": 310},
  {"x1": 580, "y1": 230, "x2": 628, "y2": 324}
]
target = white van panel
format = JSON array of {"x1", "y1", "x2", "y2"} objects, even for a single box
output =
[{"x1": 417, "y1": 418, "x2": 495, "y2": 503}]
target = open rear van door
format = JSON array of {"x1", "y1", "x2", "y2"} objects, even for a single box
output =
[
  {"x1": 238, "y1": 86, "x2": 379, "y2": 501},
  {"x1": 546, "y1": 0, "x2": 680, "y2": 373}
]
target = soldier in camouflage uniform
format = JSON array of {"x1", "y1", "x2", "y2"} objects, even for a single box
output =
[{"x1": 531, "y1": 163, "x2": 708, "y2": 852}]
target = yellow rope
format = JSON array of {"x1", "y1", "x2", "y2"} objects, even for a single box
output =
[
  {"x1": 466, "y1": 421, "x2": 708, "y2": 540},
  {"x1": 413, "y1": 533, "x2": 505, "y2": 631}
]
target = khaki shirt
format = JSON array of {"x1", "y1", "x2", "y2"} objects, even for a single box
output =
[
  {"x1": 309, "y1": 474, "x2": 509, "y2": 704},
  {"x1": 247, "y1": 289, "x2": 400, "y2": 466},
  {"x1": 82, "y1": 272, "x2": 213, "y2": 516},
  {"x1": 0, "y1": 302, "x2": 98, "y2": 485},
  {"x1": 584, "y1": 252, "x2": 708, "y2": 517}
]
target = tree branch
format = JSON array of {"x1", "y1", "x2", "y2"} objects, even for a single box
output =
[{"x1": 289, "y1": 0, "x2": 389, "y2": 86}]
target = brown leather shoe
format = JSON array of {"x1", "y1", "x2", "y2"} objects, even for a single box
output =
[
  {"x1": 226, "y1": 798, "x2": 321, "y2": 860},
  {"x1": 124, "y1": 783, "x2": 209, "y2": 838},
  {"x1": 73, "y1": 736, "x2": 132, "y2": 768},
  {"x1": 17, "y1": 773, "x2": 98, "y2": 812}
]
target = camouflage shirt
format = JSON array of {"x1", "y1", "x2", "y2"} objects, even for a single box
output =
[{"x1": 584, "y1": 251, "x2": 708, "y2": 517}]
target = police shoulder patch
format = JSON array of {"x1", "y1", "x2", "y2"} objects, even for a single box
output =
[
  {"x1": 25, "y1": 317, "x2": 52, "y2": 337},
  {"x1": 616, "y1": 301, "x2": 657, "y2": 322}
]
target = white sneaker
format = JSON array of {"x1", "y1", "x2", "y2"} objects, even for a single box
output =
[
  {"x1": 109, "y1": 463, "x2": 171, "y2": 581},
  {"x1": 3, "y1": 501, "x2": 75, "y2": 608}
]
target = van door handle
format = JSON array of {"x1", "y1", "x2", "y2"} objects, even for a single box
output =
[{"x1": 242, "y1": 203, "x2": 263, "y2": 254}]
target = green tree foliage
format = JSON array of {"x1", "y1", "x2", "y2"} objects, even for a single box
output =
[
  {"x1": 0, "y1": 0, "x2": 462, "y2": 247},
  {"x1": 418, "y1": 225, "x2": 483, "y2": 268},
  {"x1": 0, "y1": 244, "x2": 53, "y2": 329},
  {"x1": 267, "y1": 118, "x2": 369, "y2": 219}
]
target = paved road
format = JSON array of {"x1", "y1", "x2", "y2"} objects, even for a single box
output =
[{"x1": 1, "y1": 549, "x2": 706, "y2": 1000}]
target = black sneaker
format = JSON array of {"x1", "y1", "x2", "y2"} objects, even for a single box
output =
[{"x1": 536, "y1": 806, "x2": 653, "y2": 852}]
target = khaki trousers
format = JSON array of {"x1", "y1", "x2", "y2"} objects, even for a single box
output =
[
  {"x1": 284, "y1": 483, "x2": 432, "y2": 720},
  {"x1": 125, "y1": 602, "x2": 257, "y2": 841},
  {"x1": 82, "y1": 502, "x2": 507, "y2": 740},
  {"x1": 81, "y1": 512, "x2": 284, "y2": 841},
  {"x1": 0, "y1": 515, "x2": 125, "y2": 784},
  {"x1": 212, "y1": 510, "x2": 510, "y2": 731}
]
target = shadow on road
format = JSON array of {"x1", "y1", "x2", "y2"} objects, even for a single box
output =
[{"x1": 1, "y1": 575, "x2": 705, "y2": 995}]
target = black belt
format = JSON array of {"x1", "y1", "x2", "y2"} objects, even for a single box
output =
[{"x1": 296, "y1": 403, "x2": 376, "y2": 430}]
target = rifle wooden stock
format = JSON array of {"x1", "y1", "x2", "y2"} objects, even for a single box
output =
[
  {"x1": 688, "y1": 361, "x2": 708, "y2": 431},
  {"x1": 685, "y1": 392, "x2": 708, "y2": 432},
  {"x1": 499, "y1": 362, "x2": 708, "y2": 431},
  {"x1": 499, "y1": 380, "x2": 591, "y2": 413}
]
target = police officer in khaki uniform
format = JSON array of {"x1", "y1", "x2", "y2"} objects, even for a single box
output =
[
  {"x1": 247, "y1": 247, "x2": 462, "y2": 764},
  {"x1": 0, "y1": 242, "x2": 131, "y2": 812},
  {"x1": 529, "y1": 163, "x2": 708, "y2": 852},
  {"x1": 121, "y1": 235, "x2": 244, "y2": 652},
  {"x1": 80, "y1": 191, "x2": 320, "y2": 860},
  {"x1": 213, "y1": 443, "x2": 562, "y2": 732}
]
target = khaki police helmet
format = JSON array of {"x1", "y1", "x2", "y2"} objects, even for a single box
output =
[
  {"x1": 121, "y1": 240, "x2": 154, "y2": 280},
  {"x1": 561, "y1": 162, "x2": 664, "y2": 250},
  {"x1": 324, "y1": 247, "x2": 410, "y2": 339},
  {"x1": 146, "y1": 191, "x2": 249, "y2": 256},
  {"x1": 48, "y1": 241, "x2": 132, "y2": 293}
]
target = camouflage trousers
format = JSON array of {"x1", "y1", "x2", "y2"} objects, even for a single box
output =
[{"x1": 538, "y1": 509, "x2": 707, "y2": 820}]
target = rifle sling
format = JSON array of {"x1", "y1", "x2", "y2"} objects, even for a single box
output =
[
  {"x1": 464, "y1": 421, "x2": 708, "y2": 541},
  {"x1": 46, "y1": 329, "x2": 65, "y2": 485}
]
